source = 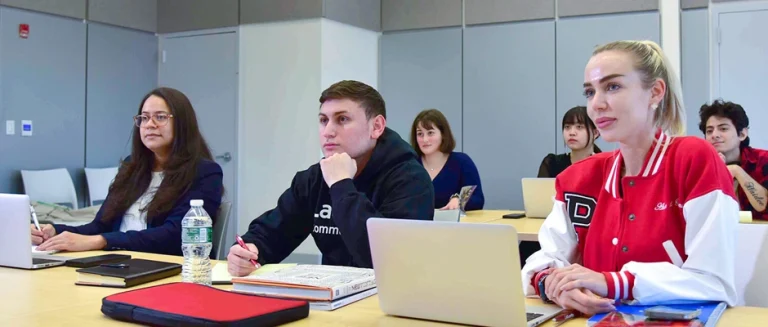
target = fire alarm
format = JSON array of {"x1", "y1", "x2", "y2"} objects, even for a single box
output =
[{"x1": 19, "y1": 24, "x2": 29, "y2": 39}]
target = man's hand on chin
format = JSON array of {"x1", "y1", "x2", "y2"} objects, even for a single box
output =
[{"x1": 320, "y1": 152, "x2": 357, "y2": 187}]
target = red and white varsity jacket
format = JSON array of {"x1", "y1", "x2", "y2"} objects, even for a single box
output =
[{"x1": 521, "y1": 132, "x2": 739, "y2": 305}]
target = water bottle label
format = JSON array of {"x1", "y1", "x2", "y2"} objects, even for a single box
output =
[{"x1": 182, "y1": 227, "x2": 212, "y2": 243}]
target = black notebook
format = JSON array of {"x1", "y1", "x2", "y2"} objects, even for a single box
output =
[{"x1": 75, "y1": 259, "x2": 182, "y2": 288}]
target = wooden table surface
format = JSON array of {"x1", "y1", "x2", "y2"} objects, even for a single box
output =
[
  {"x1": 464, "y1": 210, "x2": 543, "y2": 242},
  {"x1": 4, "y1": 250, "x2": 767, "y2": 326}
]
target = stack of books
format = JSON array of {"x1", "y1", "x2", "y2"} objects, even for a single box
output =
[{"x1": 231, "y1": 264, "x2": 377, "y2": 311}]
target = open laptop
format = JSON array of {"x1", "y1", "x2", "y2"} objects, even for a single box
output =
[
  {"x1": 433, "y1": 209, "x2": 460, "y2": 222},
  {"x1": 521, "y1": 178, "x2": 556, "y2": 218},
  {"x1": 367, "y1": 218, "x2": 561, "y2": 327},
  {"x1": 0, "y1": 194, "x2": 67, "y2": 269}
]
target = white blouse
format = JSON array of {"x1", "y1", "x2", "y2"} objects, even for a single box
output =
[{"x1": 119, "y1": 172, "x2": 164, "y2": 232}]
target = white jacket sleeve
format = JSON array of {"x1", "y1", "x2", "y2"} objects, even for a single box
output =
[
  {"x1": 520, "y1": 199, "x2": 580, "y2": 296},
  {"x1": 622, "y1": 190, "x2": 739, "y2": 305}
]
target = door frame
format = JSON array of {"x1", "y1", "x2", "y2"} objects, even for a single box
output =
[
  {"x1": 158, "y1": 27, "x2": 240, "y2": 259},
  {"x1": 710, "y1": 0, "x2": 768, "y2": 101}
]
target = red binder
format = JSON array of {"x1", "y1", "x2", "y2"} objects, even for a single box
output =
[{"x1": 102, "y1": 282, "x2": 309, "y2": 326}]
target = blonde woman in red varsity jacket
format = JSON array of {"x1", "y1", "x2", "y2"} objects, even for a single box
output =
[{"x1": 521, "y1": 40, "x2": 739, "y2": 315}]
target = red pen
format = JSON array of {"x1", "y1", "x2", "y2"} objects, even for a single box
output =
[{"x1": 236, "y1": 234, "x2": 261, "y2": 269}]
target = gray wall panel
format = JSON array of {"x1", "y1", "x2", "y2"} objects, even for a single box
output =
[
  {"x1": 88, "y1": 0, "x2": 157, "y2": 32},
  {"x1": 463, "y1": 21, "x2": 556, "y2": 210},
  {"x1": 465, "y1": 0, "x2": 554, "y2": 25},
  {"x1": 682, "y1": 0, "x2": 708, "y2": 9},
  {"x1": 716, "y1": 9, "x2": 768, "y2": 149},
  {"x1": 555, "y1": 12, "x2": 660, "y2": 153},
  {"x1": 379, "y1": 28, "x2": 462, "y2": 152},
  {"x1": 0, "y1": 7, "x2": 86, "y2": 206},
  {"x1": 157, "y1": 0, "x2": 238, "y2": 33},
  {"x1": 558, "y1": 0, "x2": 658, "y2": 17},
  {"x1": 681, "y1": 9, "x2": 709, "y2": 137},
  {"x1": 86, "y1": 23, "x2": 157, "y2": 171},
  {"x1": 323, "y1": 0, "x2": 380, "y2": 31},
  {"x1": 240, "y1": 0, "x2": 323, "y2": 25},
  {"x1": 0, "y1": 0, "x2": 85, "y2": 19},
  {"x1": 381, "y1": 0, "x2": 461, "y2": 31}
]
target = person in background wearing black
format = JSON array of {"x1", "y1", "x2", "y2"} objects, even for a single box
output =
[
  {"x1": 523, "y1": 106, "x2": 601, "y2": 266},
  {"x1": 538, "y1": 106, "x2": 601, "y2": 178}
]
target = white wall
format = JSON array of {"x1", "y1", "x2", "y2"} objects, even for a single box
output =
[
  {"x1": 320, "y1": 19, "x2": 379, "y2": 89},
  {"x1": 659, "y1": 0, "x2": 681, "y2": 82},
  {"x1": 237, "y1": 19, "x2": 322, "y2": 238}
]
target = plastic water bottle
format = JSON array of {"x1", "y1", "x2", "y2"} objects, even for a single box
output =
[{"x1": 181, "y1": 199, "x2": 213, "y2": 285}]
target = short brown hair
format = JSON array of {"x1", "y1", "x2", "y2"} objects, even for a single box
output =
[
  {"x1": 319, "y1": 80, "x2": 386, "y2": 119},
  {"x1": 410, "y1": 109, "x2": 456, "y2": 156}
]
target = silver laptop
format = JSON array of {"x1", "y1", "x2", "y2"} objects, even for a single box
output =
[
  {"x1": 0, "y1": 194, "x2": 66, "y2": 269},
  {"x1": 433, "y1": 209, "x2": 460, "y2": 222},
  {"x1": 521, "y1": 178, "x2": 556, "y2": 218},
  {"x1": 367, "y1": 218, "x2": 561, "y2": 327}
]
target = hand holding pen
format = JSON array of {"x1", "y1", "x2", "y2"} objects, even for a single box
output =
[
  {"x1": 227, "y1": 235, "x2": 262, "y2": 277},
  {"x1": 29, "y1": 205, "x2": 56, "y2": 245}
]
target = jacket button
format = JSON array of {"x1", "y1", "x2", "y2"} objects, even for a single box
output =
[
  {"x1": 629, "y1": 214, "x2": 636, "y2": 221},
  {"x1": 622, "y1": 246, "x2": 629, "y2": 252},
  {"x1": 612, "y1": 238, "x2": 618, "y2": 245},
  {"x1": 629, "y1": 180, "x2": 635, "y2": 187}
]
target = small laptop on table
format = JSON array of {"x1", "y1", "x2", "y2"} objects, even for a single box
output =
[
  {"x1": 433, "y1": 209, "x2": 460, "y2": 222},
  {"x1": 0, "y1": 194, "x2": 67, "y2": 269},
  {"x1": 367, "y1": 218, "x2": 561, "y2": 327},
  {"x1": 521, "y1": 178, "x2": 556, "y2": 218}
]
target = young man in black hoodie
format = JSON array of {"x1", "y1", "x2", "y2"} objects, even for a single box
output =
[{"x1": 227, "y1": 80, "x2": 434, "y2": 275}]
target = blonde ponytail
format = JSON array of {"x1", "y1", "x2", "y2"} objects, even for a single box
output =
[{"x1": 593, "y1": 40, "x2": 686, "y2": 136}]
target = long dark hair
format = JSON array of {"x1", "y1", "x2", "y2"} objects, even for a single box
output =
[
  {"x1": 101, "y1": 87, "x2": 214, "y2": 224},
  {"x1": 563, "y1": 106, "x2": 601, "y2": 153}
]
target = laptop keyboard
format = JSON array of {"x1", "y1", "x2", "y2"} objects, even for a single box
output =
[
  {"x1": 526, "y1": 312, "x2": 544, "y2": 322},
  {"x1": 32, "y1": 258, "x2": 60, "y2": 265}
]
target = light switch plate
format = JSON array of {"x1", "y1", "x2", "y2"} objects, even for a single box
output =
[
  {"x1": 21, "y1": 120, "x2": 32, "y2": 136},
  {"x1": 5, "y1": 120, "x2": 14, "y2": 135}
]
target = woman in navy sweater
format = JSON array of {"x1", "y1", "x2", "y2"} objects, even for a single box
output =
[
  {"x1": 32, "y1": 87, "x2": 223, "y2": 255},
  {"x1": 411, "y1": 109, "x2": 484, "y2": 211}
]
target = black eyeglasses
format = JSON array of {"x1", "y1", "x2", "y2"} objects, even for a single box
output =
[{"x1": 133, "y1": 113, "x2": 174, "y2": 127}]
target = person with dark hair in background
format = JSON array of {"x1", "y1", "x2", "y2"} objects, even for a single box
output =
[
  {"x1": 699, "y1": 100, "x2": 768, "y2": 220},
  {"x1": 410, "y1": 109, "x2": 484, "y2": 211},
  {"x1": 32, "y1": 87, "x2": 223, "y2": 255},
  {"x1": 538, "y1": 106, "x2": 601, "y2": 178},
  {"x1": 227, "y1": 80, "x2": 434, "y2": 275}
]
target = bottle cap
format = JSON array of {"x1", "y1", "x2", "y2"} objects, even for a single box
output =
[{"x1": 190, "y1": 199, "x2": 204, "y2": 206}]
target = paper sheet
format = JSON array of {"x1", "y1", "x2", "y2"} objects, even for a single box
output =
[
  {"x1": 212, "y1": 262, "x2": 296, "y2": 283},
  {"x1": 31, "y1": 245, "x2": 59, "y2": 255},
  {"x1": 740, "y1": 211, "x2": 753, "y2": 223}
]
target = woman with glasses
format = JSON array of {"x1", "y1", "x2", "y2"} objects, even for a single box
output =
[{"x1": 32, "y1": 87, "x2": 223, "y2": 255}]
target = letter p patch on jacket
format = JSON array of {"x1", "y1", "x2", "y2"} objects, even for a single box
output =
[{"x1": 564, "y1": 193, "x2": 596, "y2": 228}]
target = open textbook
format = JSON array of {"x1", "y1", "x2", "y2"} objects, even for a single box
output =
[
  {"x1": 211, "y1": 262, "x2": 296, "y2": 284},
  {"x1": 232, "y1": 265, "x2": 376, "y2": 301}
]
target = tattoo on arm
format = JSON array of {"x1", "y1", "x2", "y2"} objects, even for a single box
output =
[{"x1": 745, "y1": 182, "x2": 766, "y2": 207}]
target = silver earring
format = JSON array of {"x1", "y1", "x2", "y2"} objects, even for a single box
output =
[{"x1": 651, "y1": 103, "x2": 658, "y2": 110}]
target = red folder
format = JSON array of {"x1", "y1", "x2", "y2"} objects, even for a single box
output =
[{"x1": 102, "y1": 282, "x2": 309, "y2": 326}]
